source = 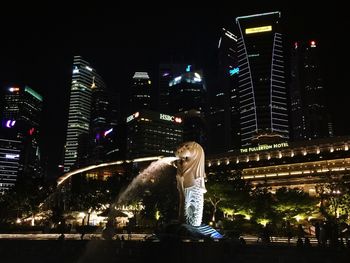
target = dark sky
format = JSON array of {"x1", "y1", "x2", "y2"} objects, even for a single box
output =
[{"x1": 0, "y1": 2, "x2": 348, "y2": 176}]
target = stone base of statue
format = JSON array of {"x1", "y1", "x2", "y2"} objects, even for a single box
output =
[{"x1": 156, "y1": 222, "x2": 223, "y2": 241}]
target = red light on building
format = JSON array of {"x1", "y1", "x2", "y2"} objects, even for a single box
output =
[
  {"x1": 29, "y1": 127, "x2": 35, "y2": 135},
  {"x1": 294, "y1": 42, "x2": 298, "y2": 49},
  {"x1": 174, "y1": 117, "x2": 182, "y2": 123},
  {"x1": 310, "y1": 40, "x2": 316, "y2": 47},
  {"x1": 8, "y1": 87, "x2": 20, "y2": 92}
]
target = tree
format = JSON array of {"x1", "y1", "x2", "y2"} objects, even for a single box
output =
[
  {"x1": 249, "y1": 184, "x2": 276, "y2": 223},
  {"x1": 205, "y1": 182, "x2": 228, "y2": 222},
  {"x1": 205, "y1": 171, "x2": 252, "y2": 222},
  {"x1": 316, "y1": 175, "x2": 350, "y2": 222},
  {"x1": 0, "y1": 176, "x2": 49, "y2": 224},
  {"x1": 139, "y1": 169, "x2": 178, "y2": 223},
  {"x1": 273, "y1": 187, "x2": 318, "y2": 221}
]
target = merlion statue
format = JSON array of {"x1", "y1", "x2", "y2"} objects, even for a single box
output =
[{"x1": 175, "y1": 141, "x2": 206, "y2": 226}]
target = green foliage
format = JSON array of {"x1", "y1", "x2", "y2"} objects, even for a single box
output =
[
  {"x1": 205, "y1": 170, "x2": 252, "y2": 222},
  {"x1": 249, "y1": 184, "x2": 277, "y2": 222},
  {"x1": 0, "y1": 176, "x2": 49, "y2": 223},
  {"x1": 316, "y1": 177, "x2": 350, "y2": 223},
  {"x1": 139, "y1": 167, "x2": 178, "y2": 223},
  {"x1": 69, "y1": 173, "x2": 129, "y2": 212},
  {"x1": 273, "y1": 187, "x2": 318, "y2": 221}
]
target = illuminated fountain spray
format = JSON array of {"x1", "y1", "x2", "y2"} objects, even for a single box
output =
[
  {"x1": 118, "y1": 142, "x2": 207, "y2": 227},
  {"x1": 117, "y1": 156, "x2": 179, "y2": 204}
]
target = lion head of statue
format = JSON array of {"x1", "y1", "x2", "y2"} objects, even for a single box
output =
[{"x1": 175, "y1": 141, "x2": 206, "y2": 190}]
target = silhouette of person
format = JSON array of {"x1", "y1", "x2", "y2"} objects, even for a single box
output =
[
  {"x1": 315, "y1": 222, "x2": 320, "y2": 245},
  {"x1": 286, "y1": 221, "x2": 293, "y2": 244},
  {"x1": 127, "y1": 222, "x2": 132, "y2": 240},
  {"x1": 320, "y1": 223, "x2": 327, "y2": 247},
  {"x1": 296, "y1": 237, "x2": 303, "y2": 248},
  {"x1": 304, "y1": 237, "x2": 311, "y2": 248},
  {"x1": 297, "y1": 224, "x2": 305, "y2": 239}
]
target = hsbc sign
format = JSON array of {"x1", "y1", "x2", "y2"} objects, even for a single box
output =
[{"x1": 159, "y1": 114, "x2": 182, "y2": 123}]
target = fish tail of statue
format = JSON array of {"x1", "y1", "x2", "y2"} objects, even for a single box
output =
[
  {"x1": 184, "y1": 178, "x2": 206, "y2": 226},
  {"x1": 175, "y1": 141, "x2": 206, "y2": 227}
]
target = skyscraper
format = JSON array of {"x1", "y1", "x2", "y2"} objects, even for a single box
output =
[
  {"x1": 290, "y1": 40, "x2": 333, "y2": 140},
  {"x1": 235, "y1": 11, "x2": 289, "y2": 146},
  {"x1": 63, "y1": 56, "x2": 106, "y2": 172},
  {"x1": 168, "y1": 69, "x2": 207, "y2": 146},
  {"x1": 0, "y1": 138, "x2": 21, "y2": 193},
  {"x1": 209, "y1": 27, "x2": 240, "y2": 153},
  {"x1": 126, "y1": 110, "x2": 183, "y2": 159},
  {"x1": 0, "y1": 85, "x2": 43, "y2": 192},
  {"x1": 129, "y1": 72, "x2": 152, "y2": 113},
  {"x1": 89, "y1": 82, "x2": 120, "y2": 164},
  {"x1": 158, "y1": 63, "x2": 187, "y2": 113}
]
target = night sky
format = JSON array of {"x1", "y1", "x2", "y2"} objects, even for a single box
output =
[{"x1": 0, "y1": 2, "x2": 347, "y2": 176}]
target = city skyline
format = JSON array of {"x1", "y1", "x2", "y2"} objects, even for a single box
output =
[{"x1": 0, "y1": 4, "x2": 347, "y2": 176}]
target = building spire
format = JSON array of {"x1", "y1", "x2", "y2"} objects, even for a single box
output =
[{"x1": 91, "y1": 76, "x2": 96, "y2": 89}]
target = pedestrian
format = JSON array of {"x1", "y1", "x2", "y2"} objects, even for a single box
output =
[
  {"x1": 315, "y1": 222, "x2": 320, "y2": 245},
  {"x1": 286, "y1": 221, "x2": 293, "y2": 245},
  {"x1": 320, "y1": 223, "x2": 327, "y2": 247},
  {"x1": 304, "y1": 237, "x2": 311, "y2": 247},
  {"x1": 80, "y1": 227, "x2": 85, "y2": 240},
  {"x1": 127, "y1": 222, "x2": 132, "y2": 240},
  {"x1": 120, "y1": 235, "x2": 125, "y2": 249},
  {"x1": 297, "y1": 224, "x2": 305, "y2": 239}
]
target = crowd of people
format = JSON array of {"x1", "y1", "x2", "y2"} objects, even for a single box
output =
[{"x1": 256, "y1": 220, "x2": 350, "y2": 248}]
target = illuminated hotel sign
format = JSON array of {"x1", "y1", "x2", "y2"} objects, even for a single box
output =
[
  {"x1": 160, "y1": 114, "x2": 182, "y2": 123},
  {"x1": 240, "y1": 142, "x2": 289, "y2": 153},
  {"x1": 245, "y1": 25, "x2": 272, "y2": 34}
]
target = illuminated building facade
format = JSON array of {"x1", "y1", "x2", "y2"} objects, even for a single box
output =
[
  {"x1": 2, "y1": 86, "x2": 42, "y2": 130},
  {"x1": 64, "y1": 56, "x2": 106, "y2": 172},
  {"x1": 0, "y1": 85, "x2": 43, "y2": 187},
  {"x1": 55, "y1": 135, "x2": 350, "y2": 205},
  {"x1": 0, "y1": 138, "x2": 21, "y2": 193},
  {"x1": 209, "y1": 27, "x2": 240, "y2": 153},
  {"x1": 290, "y1": 40, "x2": 333, "y2": 140},
  {"x1": 126, "y1": 110, "x2": 183, "y2": 159},
  {"x1": 206, "y1": 136, "x2": 350, "y2": 195},
  {"x1": 235, "y1": 12, "x2": 289, "y2": 146},
  {"x1": 158, "y1": 63, "x2": 187, "y2": 113},
  {"x1": 89, "y1": 79, "x2": 119, "y2": 164},
  {"x1": 168, "y1": 69, "x2": 207, "y2": 146},
  {"x1": 129, "y1": 72, "x2": 152, "y2": 113}
]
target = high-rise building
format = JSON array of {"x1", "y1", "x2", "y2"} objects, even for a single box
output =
[
  {"x1": 235, "y1": 11, "x2": 289, "y2": 146},
  {"x1": 168, "y1": 69, "x2": 207, "y2": 146},
  {"x1": 63, "y1": 56, "x2": 106, "y2": 172},
  {"x1": 2, "y1": 86, "x2": 42, "y2": 131},
  {"x1": 0, "y1": 138, "x2": 21, "y2": 194},
  {"x1": 158, "y1": 64, "x2": 188, "y2": 113},
  {"x1": 0, "y1": 85, "x2": 43, "y2": 191},
  {"x1": 209, "y1": 27, "x2": 240, "y2": 153},
  {"x1": 126, "y1": 110, "x2": 183, "y2": 159},
  {"x1": 89, "y1": 83, "x2": 120, "y2": 164},
  {"x1": 129, "y1": 72, "x2": 152, "y2": 114},
  {"x1": 290, "y1": 40, "x2": 333, "y2": 140}
]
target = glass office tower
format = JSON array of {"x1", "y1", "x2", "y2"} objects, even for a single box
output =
[
  {"x1": 64, "y1": 56, "x2": 106, "y2": 172},
  {"x1": 236, "y1": 11, "x2": 289, "y2": 146}
]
